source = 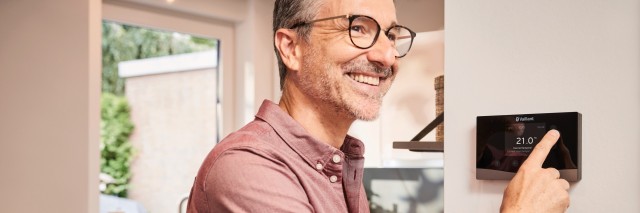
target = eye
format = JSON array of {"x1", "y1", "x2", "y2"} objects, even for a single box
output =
[
  {"x1": 350, "y1": 24, "x2": 367, "y2": 35},
  {"x1": 386, "y1": 32, "x2": 397, "y2": 41}
]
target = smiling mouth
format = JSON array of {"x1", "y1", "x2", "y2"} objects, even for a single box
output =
[{"x1": 347, "y1": 73, "x2": 381, "y2": 86}]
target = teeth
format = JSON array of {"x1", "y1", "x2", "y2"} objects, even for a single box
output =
[{"x1": 349, "y1": 73, "x2": 380, "y2": 86}]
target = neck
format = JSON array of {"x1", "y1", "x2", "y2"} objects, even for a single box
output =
[{"x1": 278, "y1": 85, "x2": 354, "y2": 149}]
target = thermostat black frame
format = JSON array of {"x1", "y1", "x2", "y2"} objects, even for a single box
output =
[{"x1": 476, "y1": 112, "x2": 581, "y2": 181}]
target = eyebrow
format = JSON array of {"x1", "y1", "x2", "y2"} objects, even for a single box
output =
[
  {"x1": 348, "y1": 9, "x2": 397, "y2": 27},
  {"x1": 383, "y1": 20, "x2": 399, "y2": 31},
  {"x1": 389, "y1": 20, "x2": 398, "y2": 28}
]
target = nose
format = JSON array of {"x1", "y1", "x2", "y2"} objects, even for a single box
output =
[{"x1": 366, "y1": 34, "x2": 398, "y2": 68}]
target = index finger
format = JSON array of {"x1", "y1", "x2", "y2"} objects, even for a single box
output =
[{"x1": 522, "y1": 129, "x2": 560, "y2": 168}]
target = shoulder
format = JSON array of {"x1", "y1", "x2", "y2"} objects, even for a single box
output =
[
  {"x1": 197, "y1": 119, "x2": 300, "y2": 191},
  {"x1": 214, "y1": 120, "x2": 282, "y2": 157},
  {"x1": 190, "y1": 121, "x2": 312, "y2": 212}
]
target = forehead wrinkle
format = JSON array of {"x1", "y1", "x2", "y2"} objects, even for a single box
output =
[{"x1": 322, "y1": 0, "x2": 397, "y2": 20}]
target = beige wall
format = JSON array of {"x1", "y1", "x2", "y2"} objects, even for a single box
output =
[
  {"x1": 396, "y1": 0, "x2": 444, "y2": 32},
  {"x1": 444, "y1": 0, "x2": 640, "y2": 212},
  {"x1": 125, "y1": 68, "x2": 217, "y2": 213},
  {"x1": 0, "y1": 0, "x2": 101, "y2": 212}
]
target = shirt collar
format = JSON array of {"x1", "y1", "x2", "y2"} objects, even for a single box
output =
[{"x1": 254, "y1": 99, "x2": 365, "y2": 168}]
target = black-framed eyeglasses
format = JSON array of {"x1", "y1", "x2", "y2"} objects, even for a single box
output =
[{"x1": 290, "y1": 14, "x2": 417, "y2": 58}]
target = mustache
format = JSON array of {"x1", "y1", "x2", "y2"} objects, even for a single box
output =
[{"x1": 342, "y1": 60, "x2": 393, "y2": 78}]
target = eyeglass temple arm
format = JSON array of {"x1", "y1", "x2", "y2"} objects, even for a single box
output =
[
  {"x1": 311, "y1": 14, "x2": 349, "y2": 23},
  {"x1": 290, "y1": 15, "x2": 350, "y2": 29}
]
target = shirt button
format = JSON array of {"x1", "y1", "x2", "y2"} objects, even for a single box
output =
[
  {"x1": 329, "y1": 175, "x2": 338, "y2": 183},
  {"x1": 316, "y1": 163, "x2": 323, "y2": 170},
  {"x1": 332, "y1": 154, "x2": 341, "y2": 164}
]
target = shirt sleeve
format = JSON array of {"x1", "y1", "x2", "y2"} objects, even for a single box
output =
[{"x1": 201, "y1": 147, "x2": 314, "y2": 213}]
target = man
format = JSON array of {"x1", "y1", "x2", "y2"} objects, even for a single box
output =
[{"x1": 187, "y1": 0, "x2": 570, "y2": 212}]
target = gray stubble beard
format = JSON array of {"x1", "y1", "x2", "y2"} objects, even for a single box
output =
[{"x1": 297, "y1": 45, "x2": 392, "y2": 122}]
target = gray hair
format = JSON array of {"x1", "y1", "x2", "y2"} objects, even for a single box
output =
[{"x1": 273, "y1": 0, "x2": 323, "y2": 90}]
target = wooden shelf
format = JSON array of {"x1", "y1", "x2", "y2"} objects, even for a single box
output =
[{"x1": 393, "y1": 141, "x2": 444, "y2": 152}]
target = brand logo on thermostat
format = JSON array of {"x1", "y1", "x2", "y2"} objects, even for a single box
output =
[{"x1": 516, "y1": 116, "x2": 534, "y2": 122}]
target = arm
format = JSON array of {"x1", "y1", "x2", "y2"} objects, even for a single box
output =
[
  {"x1": 501, "y1": 130, "x2": 571, "y2": 213},
  {"x1": 202, "y1": 148, "x2": 313, "y2": 213}
]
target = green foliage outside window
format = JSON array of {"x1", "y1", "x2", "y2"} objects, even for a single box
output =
[
  {"x1": 102, "y1": 21, "x2": 217, "y2": 95},
  {"x1": 100, "y1": 92, "x2": 135, "y2": 197}
]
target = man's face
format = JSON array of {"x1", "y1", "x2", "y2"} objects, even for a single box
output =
[{"x1": 295, "y1": 0, "x2": 399, "y2": 121}]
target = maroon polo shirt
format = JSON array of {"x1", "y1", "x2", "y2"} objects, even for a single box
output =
[{"x1": 187, "y1": 100, "x2": 370, "y2": 213}]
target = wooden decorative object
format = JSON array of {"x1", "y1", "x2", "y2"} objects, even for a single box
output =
[{"x1": 435, "y1": 75, "x2": 444, "y2": 142}]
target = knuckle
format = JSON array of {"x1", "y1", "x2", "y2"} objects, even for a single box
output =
[
  {"x1": 545, "y1": 168, "x2": 560, "y2": 177},
  {"x1": 560, "y1": 191, "x2": 570, "y2": 203},
  {"x1": 517, "y1": 165, "x2": 534, "y2": 175},
  {"x1": 553, "y1": 191, "x2": 570, "y2": 208},
  {"x1": 519, "y1": 161, "x2": 532, "y2": 169}
]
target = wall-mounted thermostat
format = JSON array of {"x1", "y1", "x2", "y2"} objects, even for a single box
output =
[{"x1": 476, "y1": 112, "x2": 581, "y2": 181}]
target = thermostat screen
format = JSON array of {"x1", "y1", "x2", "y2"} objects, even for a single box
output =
[
  {"x1": 476, "y1": 112, "x2": 582, "y2": 181},
  {"x1": 477, "y1": 112, "x2": 581, "y2": 181},
  {"x1": 504, "y1": 122, "x2": 546, "y2": 156}
]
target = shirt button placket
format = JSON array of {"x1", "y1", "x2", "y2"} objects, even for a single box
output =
[
  {"x1": 328, "y1": 154, "x2": 341, "y2": 183},
  {"x1": 329, "y1": 175, "x2": 338, "y2": 183}
]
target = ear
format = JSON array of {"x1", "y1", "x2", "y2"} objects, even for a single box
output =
[{"x1": 275, "y1": 29, "x2": 302, "y2": 72}]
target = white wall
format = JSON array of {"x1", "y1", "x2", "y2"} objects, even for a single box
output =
[
  {"x1": 444, "y1": 0, "x2": 640, "y2": 212},
  {"x1": 235, "y1": 0, "x2": 277, "y2": 125},
  {"x1": 0, "y1": 0, "x2": 101, "y2": 212}
]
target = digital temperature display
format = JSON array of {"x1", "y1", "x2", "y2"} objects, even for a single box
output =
[
  {"x1": 477, "y1": 112, "x2": 581, "y2": 181},
  {"x1": 504, "y1": 122, "x2": 546, "y2": 156}
]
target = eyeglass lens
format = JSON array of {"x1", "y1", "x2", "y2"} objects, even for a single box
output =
[{"x1": 349, "y1": 16, "x2": 414, "y2": 57}]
